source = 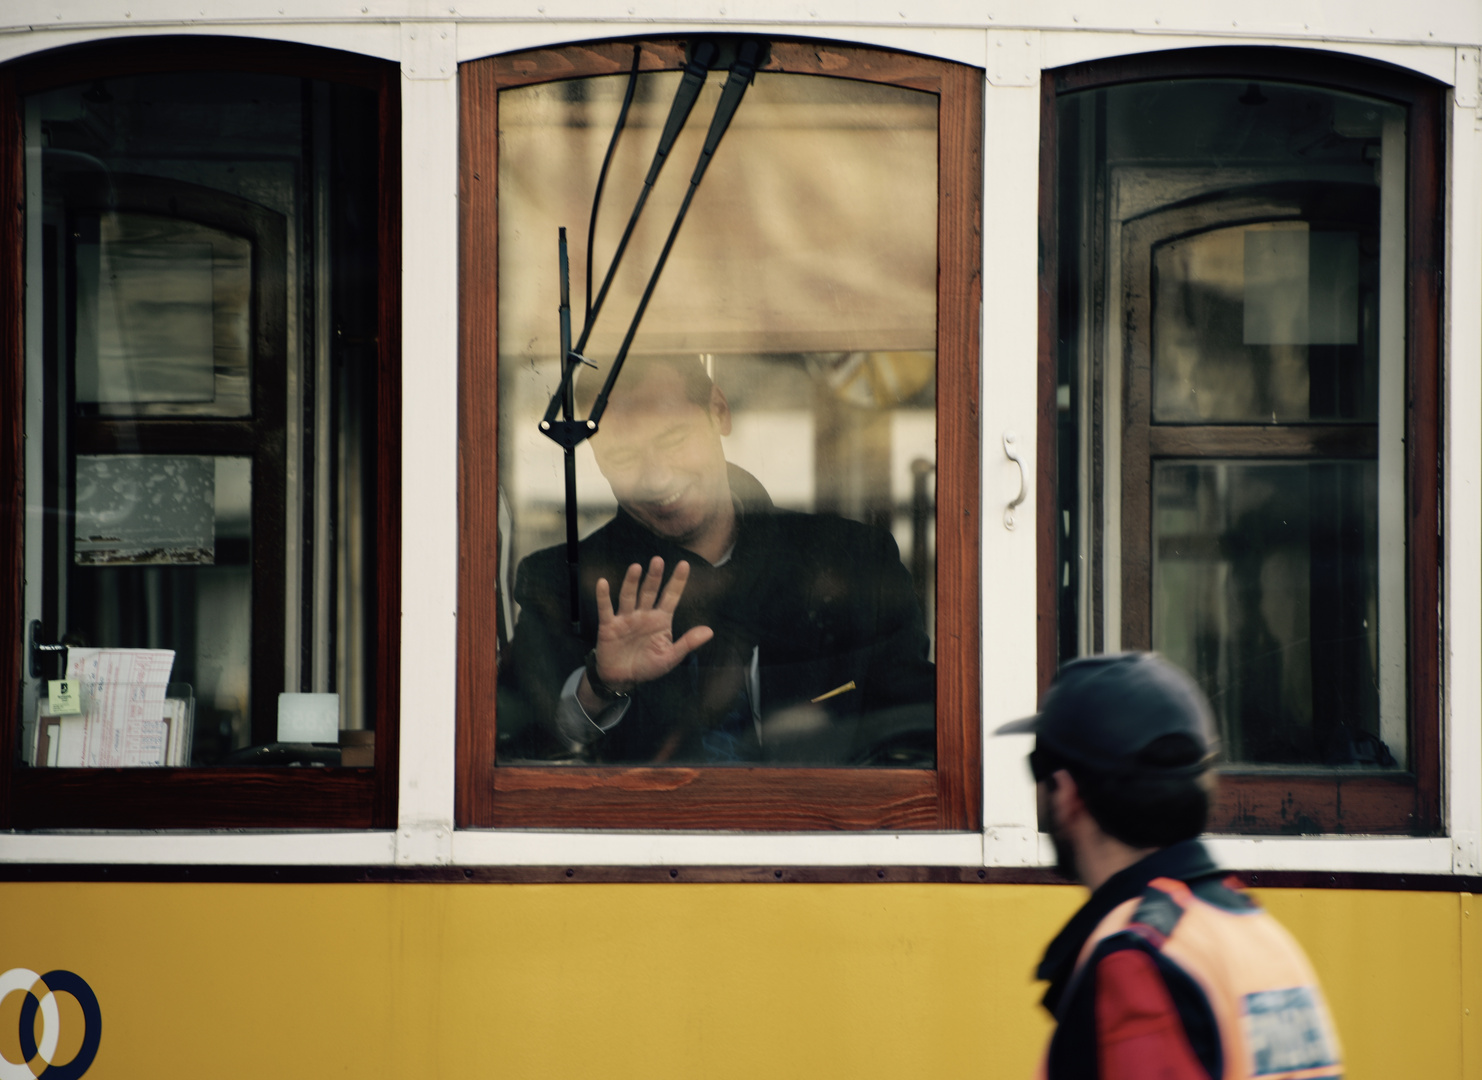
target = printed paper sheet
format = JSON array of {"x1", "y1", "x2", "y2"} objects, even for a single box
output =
[{"x1": 58, "y1": 647, "x2": 176, "y2": 767}]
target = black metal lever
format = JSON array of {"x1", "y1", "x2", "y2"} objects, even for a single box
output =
[
  {"x1": 586, "y1": 36, "x2": 766, "y2": 429},
  {"x1": 29, "y1": 620, "x2": 66, "y2": 679},
  {"x1": 534, "y1": 37, "x2": 768, "y2": 630}
]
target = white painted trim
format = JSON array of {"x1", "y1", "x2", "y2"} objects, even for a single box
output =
[
  {"x1": 0, "y1": 832, "x2": 398, "y2": 864},
  {"x1": 0, "y1": 830, "x2": 1460, "y2": 875},
  {"x1": 978, "y1": 71, "x2": 1042, "y2": 836},
  {"x1": 1040, "y1": 31, "x2": 1461, "y2": 84},
  {"x1": 0, "y1": 10, "x2": 1470, "y2": 75},
  {"x1": 395, "y1": 60, "x2": 460, "y2": 861},
  {"x1": 0, "y1": 0, "x2": 1477, "y2": 49},
  {"x1": 1204, "y1": 836, "x2": 1455, "y2": 874},
  {"x1": 451, "y1": 830, "x2": 986, "y2": 867},
  {"x1": 1445, "y1": 88, "x2": 1482, "y2": 875},
  {"x1": 0, "y1": 22, "x2": 401, "y2": 64},
  {"x1": 456, "y1": 22, "x2": 995, "y2": 69},
  {"x1": 1459, "y1": 47, "x2": 1482, "y2": 109}
]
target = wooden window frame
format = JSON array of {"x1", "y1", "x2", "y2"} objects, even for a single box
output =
[
  {"x1": 0, "y1": 37, "x2": 403, "y2": 829},
  {"x1": 1040, "y1": 47, "x2": 1443, "y2": 835},
  {"x1": 457, "y1": 38, "x2": 983, "y2": 830}
]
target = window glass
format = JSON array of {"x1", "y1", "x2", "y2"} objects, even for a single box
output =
[
  {"x1": 19, "y1": 70, "x2": 383, "y2": 768},
  {"x1": 495, "y1": 65, "x2": 938, "y2": 767},
  {"x1": 1153, "y1": 222, "x2": 1380, "y2": 425},
  {"x1": 1055, "y1": 77, "x2": 1407, "y2": 775},
  {"x1": 1152, "y1": 460, "x2": 1384, "y2": 766}
]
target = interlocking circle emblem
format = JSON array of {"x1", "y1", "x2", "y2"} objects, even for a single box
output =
[{"x1": 0, "y1": 969, "x2": 101, "y2": 1080}]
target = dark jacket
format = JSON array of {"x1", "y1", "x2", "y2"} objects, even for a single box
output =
[{"x1": 498, "y1": 483, "x2": 934, "y2": 765}]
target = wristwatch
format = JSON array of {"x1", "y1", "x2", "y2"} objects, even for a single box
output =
[{"x1": 584, "y1": 649, "x2": 633, "y2": 701}]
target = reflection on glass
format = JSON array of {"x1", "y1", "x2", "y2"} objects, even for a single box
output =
[
  {"x1": 74, "y1": 455, "x2": 217, "y2": 565},
  {"x1": 1152, "y1": 461, "x2": 1395, "y2": 768},
  {"x1": 1154, "y1": 223, "x2": 1377, "y2": 424},
  {"x1": 1055, "y1": 77, "x2": 1408, "y2": 763},
  {"x1": 74, "y1": 212, "x2": 251, "y2": 416},
  {"x1": 496, "y1": 69, "x2": 938, "y2": 766}
]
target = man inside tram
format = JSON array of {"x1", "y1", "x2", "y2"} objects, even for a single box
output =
[
  {"x1": 1005, "y1": 653, "x2": 1343, "y2": 1080},
  {"x1": 496, "y1": 353, "x2": 936, "y2": 765}
]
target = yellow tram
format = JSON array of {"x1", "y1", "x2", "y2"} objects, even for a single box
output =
[{"x1": 1, "y1": 1, "x2": 1479, "y2": 1076}]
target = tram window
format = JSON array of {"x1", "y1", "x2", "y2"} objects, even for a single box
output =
[
  {"x1": 0, "y1": 40, "x2": 402, "y2": 828},
  {"x1": 1050, "y1": 51, "x2": 1443, "y2": 834},
  {"x1": 458, "y1": 40, "x2": 983, "y2": 829}
]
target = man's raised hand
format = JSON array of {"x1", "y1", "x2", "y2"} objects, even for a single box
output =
[{"x1": 591, "y1": 557, "x2": 714, "y2": 692}]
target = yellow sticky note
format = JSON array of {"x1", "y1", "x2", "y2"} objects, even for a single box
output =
[{"x1": 48, "y1": 679, "x2": 82, "y2": 716}]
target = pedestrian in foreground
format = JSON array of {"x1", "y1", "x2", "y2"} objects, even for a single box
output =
[{"x1": 1000, "y1": 652, "x2": 1343, "y2": 1080}]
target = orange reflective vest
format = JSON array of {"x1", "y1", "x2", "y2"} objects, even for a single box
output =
[{"x1": 1041, "y1": 875, "x2": 1343, "y2": 1080}]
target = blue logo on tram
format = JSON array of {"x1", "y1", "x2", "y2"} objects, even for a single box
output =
[{"x1": 0, "y1": 968, "x2": 101, "y2": 1079}]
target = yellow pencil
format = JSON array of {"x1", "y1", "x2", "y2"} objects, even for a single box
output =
[{"x1": 811, "y1": 681, "x2": 857, "y2": 703}]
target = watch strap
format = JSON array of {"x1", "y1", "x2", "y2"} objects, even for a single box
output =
[{"x1": 584, "y1": 648, "x2": 632, "y2": 700}]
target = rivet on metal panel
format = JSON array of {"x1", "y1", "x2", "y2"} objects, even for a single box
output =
[
  {"x1": 1455, "y1": 50, "x2": 1480, "y2": 110},
  {"x1": 985, "y1": 30, "x2": 1038, "y2": 88},
  {"x1": 402, "y1": 22, "x2": 457, "y2": 81}
]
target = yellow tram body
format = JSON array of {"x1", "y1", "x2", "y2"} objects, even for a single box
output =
[
  {"x1": 2, "y1": 2, "x2": 1481, "y2": 1078},
  {"x1": 2, "y1": 880, "x2": 1476, "y2": 1078}
]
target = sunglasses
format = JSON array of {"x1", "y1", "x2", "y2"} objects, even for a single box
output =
[{"x1": 1028, "y1": 746, "x2": 1063, "y2": 783}]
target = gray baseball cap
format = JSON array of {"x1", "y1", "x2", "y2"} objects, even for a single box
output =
[{"x1": 996, "y1": 652, "x2": 1218, "y2": 778}]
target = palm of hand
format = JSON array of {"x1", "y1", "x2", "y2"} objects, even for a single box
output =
[{"x1": 594, "y1": 556, "x2": 714, "y2": 689}]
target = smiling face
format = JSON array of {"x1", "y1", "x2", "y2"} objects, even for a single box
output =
[{"x1": 591, "y1": 363, "x2": 737, "y2": 563}]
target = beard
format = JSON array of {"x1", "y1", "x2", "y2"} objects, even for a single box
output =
[
  {"x1": 1049, "y1": 829, "x2": 1079, "y2": 882},
  {"x1": 1040, "y1": 793, "x2": 1080, "y2": 882}
]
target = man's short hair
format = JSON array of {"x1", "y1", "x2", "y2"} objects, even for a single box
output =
[
  {"x1": 1055, "y1": 735, "x2": 1215, "y2": 848},
  {"x1": 574, "y1": 354, "x2": 716, "y2": 415}
]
